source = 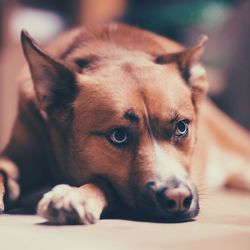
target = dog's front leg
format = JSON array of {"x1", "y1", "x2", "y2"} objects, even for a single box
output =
[
  {"x1": 0, "y1": 157, "x2": 20, "y2": 212},
  {"x1": 37, "y1": 182, "x2": 109, "y2": 225}
]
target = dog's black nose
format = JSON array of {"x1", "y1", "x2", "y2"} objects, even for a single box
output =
[{"x1": 156, "y1": 186, "x2": 193, "y2": 213}]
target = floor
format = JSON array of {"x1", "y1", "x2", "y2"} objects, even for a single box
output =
[{"x1": 0, "y1": 189, "x2": 249, "y2": 250}]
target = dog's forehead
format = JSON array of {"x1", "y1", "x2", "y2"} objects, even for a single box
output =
[{"x1": 75, "y1": 57, "x2": 194, "y2": 124}]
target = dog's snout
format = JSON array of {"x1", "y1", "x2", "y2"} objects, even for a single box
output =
[
  {"x1": 144, "y1": 179, "x2": 199, "y2": 220},
  {"x1": 156, "y1": 186, "x2": 193, "y2": 213}
]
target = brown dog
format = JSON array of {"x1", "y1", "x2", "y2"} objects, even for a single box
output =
[{"x1": 0, "y1": 23, "x2": 250, "y2": 224}]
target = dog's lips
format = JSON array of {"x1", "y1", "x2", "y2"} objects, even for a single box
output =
[
  {"x1": 133, "y1": 199, "x2": 199, "y2": 222},
  {"x1": 148, "y1": 201, "x2": 200, "y2": 222},
  {"x1": 161, "y1": 205, "x2": 200, "y2": 222}
]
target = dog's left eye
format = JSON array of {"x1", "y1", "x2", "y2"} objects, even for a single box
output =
[
  {"x1": 175, "y1": 120, "x2": 189, "y2": 137},
  {"x1": 109, "y1": 128, "x2": 128, "y2": 146}
]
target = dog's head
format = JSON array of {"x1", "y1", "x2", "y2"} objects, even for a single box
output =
[{"x1": 21, "y1": 25, "x2": 208, "y2": 222}]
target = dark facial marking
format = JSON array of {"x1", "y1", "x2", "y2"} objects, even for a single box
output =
[
  {"x1": 155, "y1": 54, "x2": 191, "y2": 83},
  {"x1": 176, "y1": 61, "x2": 191, "y2": 83},
  {"x1": 75, "y1": 58, "x2": 92, "y2": 69},
  {"x1": 155, "y1": 54, "x2": 178, "y2": 65},
  {"x1": 74, "y1": 56, "x2": 98, "y2": 72},
  {"x1": 124, "y1": 109, "x2": 140, "y2": 124}
]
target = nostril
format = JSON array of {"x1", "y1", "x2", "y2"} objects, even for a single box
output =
[
  {"x1": 165, "y1": 199, "x2": 177, "y2": 209},
  {"x1": 183, "y1": 195, "x2": 193, "y2": 209}
]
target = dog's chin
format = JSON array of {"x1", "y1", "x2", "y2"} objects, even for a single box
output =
[
  {"x1": 133, "y1": 198, "x2": 200, "y2": 223},
  {"x1": 141, "y1": 205, "x2": 200, "y2": 223},
  {"x1": 160, "y1": 206, "x2": 200, "y2": 222},
  {"x1": 156, "y1": 196, "x2": 200, "y2": 222}
]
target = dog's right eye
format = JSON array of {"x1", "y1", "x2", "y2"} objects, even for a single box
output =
[
  {"x1": 175, "y1": 120, "x2": 189, "y2": 137},
  {"x1": 108, "y1": 128, "x2": 129, "y2": 146}
]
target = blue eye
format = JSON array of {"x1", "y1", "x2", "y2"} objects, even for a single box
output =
[
  {"x1": 109, "y1": 128, "x2": 128, "y2": 145},
  {"x1": 175, "y1": 120, "x2": 189, "y2": 137}
]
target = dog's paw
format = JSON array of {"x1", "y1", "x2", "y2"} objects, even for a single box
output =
[
  {"x1": 0, "y1": 157, "x2": 20, "y2": 212},
  {"x1": 37, "y1": 184, "x2": 102, "y2": 225}
]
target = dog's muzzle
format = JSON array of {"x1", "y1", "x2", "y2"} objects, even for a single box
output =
[{"x1": 145, "y1": 178, "x2": 199, "y2": 221}]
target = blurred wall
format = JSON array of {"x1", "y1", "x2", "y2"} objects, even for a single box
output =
[
  {"x1": 0, "y1": 1, "x2": 23, "y2": 152},
  {"x1": 212, "y1": 1, "x2": 250, "y2": 130}
]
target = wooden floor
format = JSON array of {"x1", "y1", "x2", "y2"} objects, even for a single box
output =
[{"x1": 0, "y1": 189, "x2": 249, "y2": 250}]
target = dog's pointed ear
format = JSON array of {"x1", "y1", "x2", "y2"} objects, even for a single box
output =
[
  {"x1": 21, "y1": 30, "x2": 78, "y2": 115},
  {"x1": 156, "y1": 35, "x2": 209, "y2": 104}
]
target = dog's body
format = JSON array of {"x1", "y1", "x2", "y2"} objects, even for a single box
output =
[{"x1": 1, "y1": 23, "x2": 250, "y2": 224}]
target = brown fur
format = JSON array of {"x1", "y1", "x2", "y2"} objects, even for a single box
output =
[{"x1": 0, "y1": 23, "x2": 250, "y2": 224}]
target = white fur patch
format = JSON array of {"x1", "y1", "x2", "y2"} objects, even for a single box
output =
[
  {"x1": 37, "y1": 184, "x2": 102, "y2": 225},
  {"x1": 153, "y1": 142, "x2": 187, "y2": 181}
]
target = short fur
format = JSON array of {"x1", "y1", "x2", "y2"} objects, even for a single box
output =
[{"x1": 0, "y1": 23, "x2": 250, "y2": 224}]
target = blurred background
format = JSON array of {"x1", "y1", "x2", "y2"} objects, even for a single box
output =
[{"x1": 0, "y1": 0, "x2": 250, "y2": 151}]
